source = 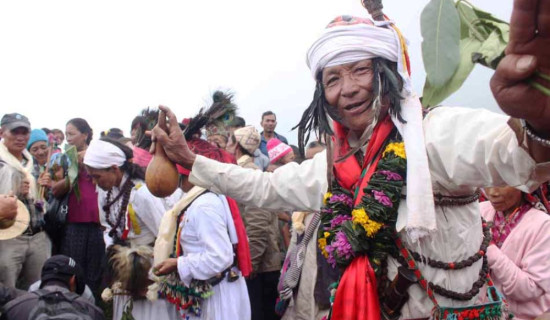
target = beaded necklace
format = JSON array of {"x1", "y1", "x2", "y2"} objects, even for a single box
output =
[
  {"x1": 103, "y1": 176, "x2": 135, "y2": 242},
  {"x1": 393, "y1": 218, "x2": 491, "y2": 301},
  {"x1": 395, "y1": 232, "x2": 512, "y2": 320}
]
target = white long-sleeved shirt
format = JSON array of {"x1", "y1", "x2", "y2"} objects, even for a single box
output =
[
  {"x1": 176, "y1": 192, "x2": 251, "y2": 320},
  {"x1": 189, "y1": 106, "x2": 550, "y2": 318}
]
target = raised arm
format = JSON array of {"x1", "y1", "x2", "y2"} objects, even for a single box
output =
[{"x1": 151, "y1": 105, "x2": 328, "y2": 212}]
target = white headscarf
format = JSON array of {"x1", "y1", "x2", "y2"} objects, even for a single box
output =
[
  {"x1": 84, "y1": 140, "x2": 126, "y2": 169},
  {"x1": 307, "y1": 16, "x2": 436, "y2": 243}
]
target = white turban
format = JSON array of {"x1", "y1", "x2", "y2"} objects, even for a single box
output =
[
  {"x1": 84, "y1": 140, "x2": 126, "y2": 169},
  {"x1": 307, "y1": 18, "x2": 411, "y2": 93},
  {"x1": 306, "y1": 16, "x2": 436, "y2": 242}
]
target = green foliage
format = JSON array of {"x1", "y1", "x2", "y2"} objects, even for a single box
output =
[
  {"x1": 421, "y1": 0, "x2": 461, "y2": 87},
  {"x1": 421, "y1": 0, "x2": 510, "y2": 107},
  {"x1": 64, "y1": 145, "x2": 81, "y2": 200},
  {"x1": 422, "y1": 37, "x2": 482, "y2": 107}
]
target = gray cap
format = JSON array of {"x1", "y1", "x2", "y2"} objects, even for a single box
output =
[{"x1": 1, "y1": 113, "x2": 31, "y2": 131}]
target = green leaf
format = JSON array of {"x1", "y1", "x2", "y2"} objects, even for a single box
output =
[
  {"x1": 456, "y1": 1, "x2": 487, "y2": 41},
  {"x1": 478, "y1": 20, "x2": 509, "y2": 43},
  {"x1": 471, "y1": 5, "x2": 508, "y2": 25},
  {"x1": 421, "y1": 0, "x2": 461, "y2": 86},
  {"x1": 472, "y1": 29, "x2": 508, "y2": 70},
  {"x1": 422, "y1": 37, "x2": 483, "y2": 107},
  {"x1": 64, "y1": 146, "x2": 81, "y2": 201}
]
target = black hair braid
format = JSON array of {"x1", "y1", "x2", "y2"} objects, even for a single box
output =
[
  {"x1": 293, "y1": 81, "x2": 334, "y2": 158},
  {"x1": 373, "y1": 58, "x2": 406, "y2": 124}
]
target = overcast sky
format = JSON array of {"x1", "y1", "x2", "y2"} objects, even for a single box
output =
[{"x1": 0, "y1": 0, "x2": 513, "y2": 145}]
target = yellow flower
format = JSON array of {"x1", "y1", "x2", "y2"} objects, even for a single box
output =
[
  {"x1": 363, "y1": 219, "x2": 383, "y2": 237},
  {"x1": 318, "y1": 238, "x2": 328, "y2": 258},
  {"x1": 352, "y1": 207, "x2": 383, "y2": 237},
  {"x1": 323, "y1": 192, "x2": 333, "y2": 205},
  {"x1": 352, "y1": 208, "x2": 368, "y2": 225},
  {"x1": 383, "y1": 142, "x2": 406, "y2": 159},
  {"x1": 324, "y1": 232, "x2": 331, "y2": 238}
]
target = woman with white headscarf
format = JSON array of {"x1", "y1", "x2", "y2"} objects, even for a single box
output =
[{"x1": 83, "y1": 138, "x2": 180, "y2": 320}]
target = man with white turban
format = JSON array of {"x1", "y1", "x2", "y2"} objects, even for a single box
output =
[{"x1": 152, "y1": 1, "x2": 550, "y2": 319}]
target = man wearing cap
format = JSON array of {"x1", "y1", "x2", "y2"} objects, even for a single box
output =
[
  {"x1": 0, "y1": 113, "x2": 51, "y2": 290},
  {"x1": 226, "y1": 126, "x2": 281, "y2": 320},
  {"x1": 1, "y1": 255, "x2": 104, "y2": 320},
  {"x1": 153, "y1": 1, "x2": 550, "y2": 318},
  {"x1": 228, "y1": 116, "x2": 270, "y2": 171}
]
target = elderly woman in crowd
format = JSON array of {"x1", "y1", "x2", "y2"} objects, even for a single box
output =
[
  {"x1": 27, "y1": 129, "x2": 49, "y2": 180},
  {"x1": 481, "y1": 186, "x2": 550, "y2": 319}
]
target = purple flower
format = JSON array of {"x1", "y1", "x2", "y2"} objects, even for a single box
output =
[
  {"x1": 330, "y1": 215, "x2": 352, "y2": 229},
  {"x1": 325, "y1": 244, "x2": 336, "y2": 267},
  {"x1": 333, "y1": 231, "x2": 354, "y2": 259},
  {"x1": 329, "y1": 194, "x2": 353, "y2": 207},
  {"x1": 378, "y1": 170, "x2": 402, "y2": 181},
  {"x1": 373, "y1": 190, "x2": 393, "y2": 207},
  {"x1": 321, "y1": 208, "x2": 334, "y2": 215}
]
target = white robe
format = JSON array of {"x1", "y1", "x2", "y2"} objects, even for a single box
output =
[
  {"x1": 97, "y1": 175, "x2": 183, "y2": 320},
  {"x1": 177, "y1": 192, "x2": 251, "y2": 320},
  {"x1": 189, "y1": 107, "x2": 550, "y2": 319}
]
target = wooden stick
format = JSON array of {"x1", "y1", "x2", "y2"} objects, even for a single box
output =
[{"x1": 362, "y1": 0, "x2": 385, "y2": 21}]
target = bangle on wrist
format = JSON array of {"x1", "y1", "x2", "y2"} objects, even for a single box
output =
[{"x1": 521, "y1": 119, "x2": 550, "y2": 148}]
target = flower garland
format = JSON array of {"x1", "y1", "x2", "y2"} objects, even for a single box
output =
[{"x1": 318, "y1": 138, "x2": 406, "y2": 276}]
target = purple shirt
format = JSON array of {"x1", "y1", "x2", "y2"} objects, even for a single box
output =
[{"x1": 67, "y1": 168, "x2": 99, "y2": 224}]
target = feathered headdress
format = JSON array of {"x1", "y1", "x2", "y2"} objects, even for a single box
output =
[
  {"x1": 134, "y1": 107, "x2": 160, "y2": 150},
  {"x1": 184, "y1": 91, "x2": 237, "y2": 140}
]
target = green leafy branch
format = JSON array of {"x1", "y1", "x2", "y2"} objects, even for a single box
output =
[{"x1": 421, "y1": 0, "x2": 509, "y2": 107}]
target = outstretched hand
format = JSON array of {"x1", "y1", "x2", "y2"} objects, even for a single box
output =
[
  {"x1": 150, "y1": 105, "x2": 197, "y2": 169},
  {"x1": 491, "y1": 0, "x2": 550, "y2": 135}
]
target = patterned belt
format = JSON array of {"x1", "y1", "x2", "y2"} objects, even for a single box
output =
[
  {"x1": 401, "y1": 190, "x2": 481, "y2": 207},
  {"x1": 433, "y1": 190, "x2": 481, "y2": 207}
]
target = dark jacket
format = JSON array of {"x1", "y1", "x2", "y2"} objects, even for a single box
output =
[{"x1": 1, "y1": 284, "x2": 104, "y2": 320}]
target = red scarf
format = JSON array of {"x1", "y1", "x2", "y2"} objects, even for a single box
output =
[
  {"x1": 226, "y1": 196, "x2": 253, "y2": 277},
  {"x1": 330, "y1": 116, "x2": 394, "y2": 320},
  {"x1": 332, "y1": 115, "x2": 395, "y2": 205}
]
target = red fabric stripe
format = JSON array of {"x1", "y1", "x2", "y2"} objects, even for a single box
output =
[{"x1": 226, "y1": 197, "x2": 252, "y2": 277}]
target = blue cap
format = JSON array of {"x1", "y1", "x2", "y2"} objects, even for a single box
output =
[{"x1": 27, "y1": 129, "x2": 49, "y2": 150}]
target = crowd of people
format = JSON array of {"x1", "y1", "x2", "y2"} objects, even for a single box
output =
[{"x1": 1, "y1": 0, "x2": 550, "y2": 319}]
